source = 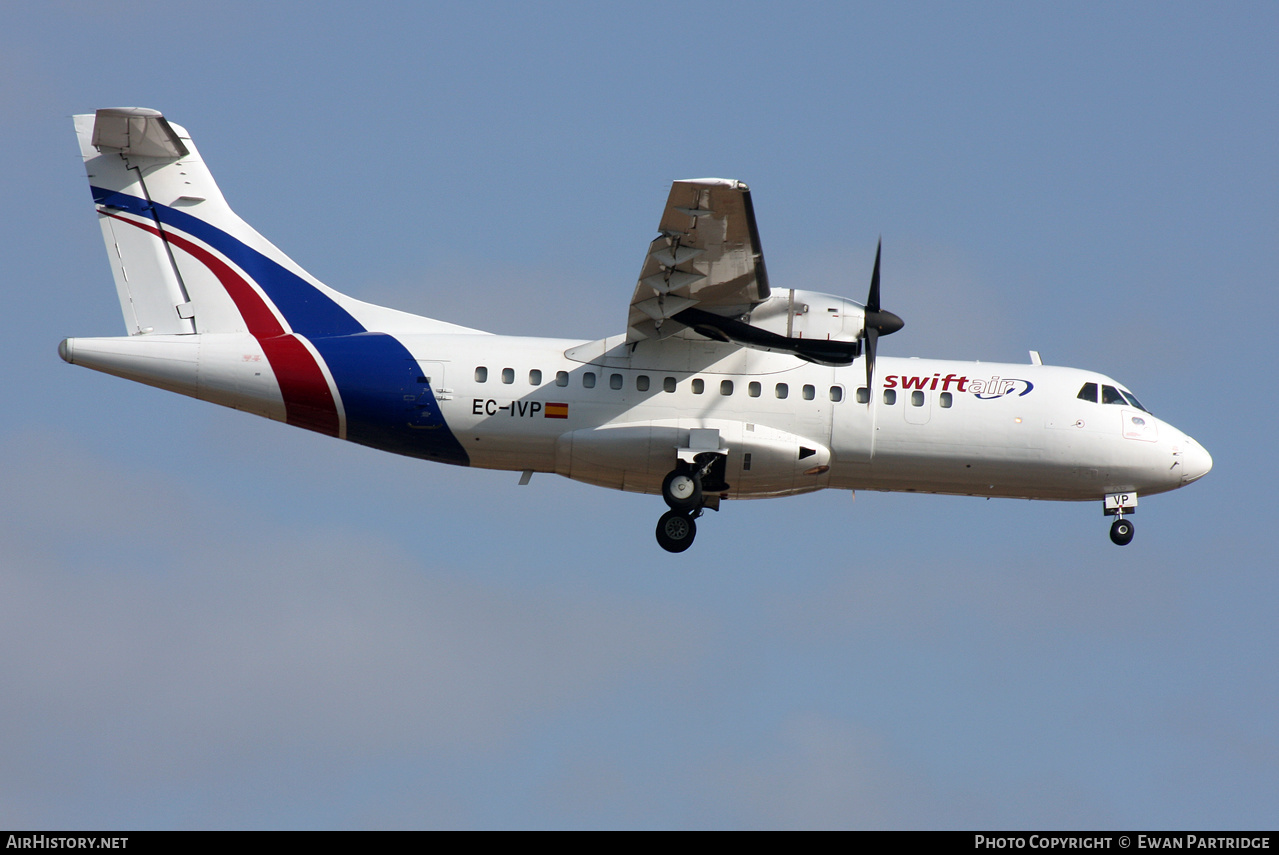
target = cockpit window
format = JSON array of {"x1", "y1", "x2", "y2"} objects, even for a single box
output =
[
  {"x1": 1101, "y1": 385, "x2": 1127, "y2": 405},
  {"x1": 1120, "y1": 389, "x2": 1149, "y2": 413},
  {"x1": 1082, "y1": 380, "x2": 1150, "y2": 412}
]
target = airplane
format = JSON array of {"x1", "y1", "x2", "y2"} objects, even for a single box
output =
[{"x1": 61, "y1": 107, "x2": 1212, "y2": 553}]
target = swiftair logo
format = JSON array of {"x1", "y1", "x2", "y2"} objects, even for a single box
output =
[{"x1": 883, "y1": 373, "x2": 1033, "y2": 399}]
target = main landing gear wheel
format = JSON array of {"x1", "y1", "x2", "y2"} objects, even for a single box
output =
[
  {"x1": 1110, "y1": 518, "x2": 1135, "y2": 546},
  {"x1": 656, "y1": 510, "x2": 697, "y2": 553},
  {"x1": 661, "y1": 466, "x2": 703, "y2": 512}
]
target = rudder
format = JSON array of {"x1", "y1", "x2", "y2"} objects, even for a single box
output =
[{"x1": 76, "y1": 109, "x2": 202, "y2": 335}]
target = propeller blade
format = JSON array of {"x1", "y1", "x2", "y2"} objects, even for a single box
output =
[
  {"x1": 860, "y1": 238, "x2": 903, "y2": 402},
  {"x1": 867, "y1": 238, "x2": 882, "y2": 312},
  {"x1": 864, "y1": 326, "x2": 878, "y2": 398}
]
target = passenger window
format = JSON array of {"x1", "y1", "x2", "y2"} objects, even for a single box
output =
[
  {"x1": 883, "y1": 389, "x2": 896, "y2": 405},
  {"x1": 939, "y1": 392, "x2": 953, "y2": 408},
  {"x1": 803, "y1": 384, "x2": 815, "y2": 401},
  {"x1": 1102, "y1": 385, "x2": 1125, "y2": 405},
  {"x1": 501, "y1": 367, "x2": 514, "y2": 384},
  {"x1": 748, "y1": 381, "x2": 761, "y2": 398},
  {"x1": 475, "y1": 366, "x2": 488, "y2": 383},
  {"x1": 775, "y1": 383, "x2": 789, "y2": 399},
  {"x1": 692, "y1": 378, "x2": 704, "y2": 394},
  {"x1": 1077, "y1": 382, "x2": 1098, "y2": 402},
  {"x1": 555, "y1": 370, "x2": 569, "y2": 387},
  {"x1": 856, "y1": 387, "x2": 869, "y2": 404},
  {"x1": 636, "y1": 375, "x2": 650, "y2": 392},
  {"x1": 610, "y1": 373, "x2": 623, "y2": 390},
  {"x1": 720, "y1": 380, "x2": 734, "y2": 396},
  {"x1": 829, "y1": 386, "x2": 843, "y2": 403},
  {"x1": 911, "y1": 390, "x2": 925, "y2": 407},
  {"x1": 663, "y1": 377, "x2": 676, "y2": 393},
  {"x1": 583, "y1": 372, "x2": 596, "y2": 389},
  {"x1": 529, "y1": 369, "x2": 542, "y2": 386}
]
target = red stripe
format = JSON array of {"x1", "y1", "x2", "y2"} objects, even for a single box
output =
[
  {"x1": 260, "y1": 335, "x2": 340, "y2": 435},
  {"x1": 106, "y1": 213, "x2": 340, "y2": 436}
]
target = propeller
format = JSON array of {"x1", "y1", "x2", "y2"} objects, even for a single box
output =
[{"x1": 862, "y1": 239, "x2": 904, "y2": 398}]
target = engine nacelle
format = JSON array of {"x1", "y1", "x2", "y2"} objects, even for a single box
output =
[{"x1": 746, "y1": 288, "x2": 867, "y2": 344}]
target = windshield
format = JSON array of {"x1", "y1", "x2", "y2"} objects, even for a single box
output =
[
  {"x1": 1120, "y1": 389, "x2": 1148, "y2": 412},
  {"x1": 1077, "y1": 382, "x2": 1150, "y2": 413}
]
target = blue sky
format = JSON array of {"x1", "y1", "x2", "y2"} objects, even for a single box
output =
[{"x1": 2, "y1": 1, "x2": 1275, "y2": 829}]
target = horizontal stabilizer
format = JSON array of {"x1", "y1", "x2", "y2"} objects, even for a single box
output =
[{"x1": 91, "y1": 108, "x2": 189, "y2": 159}]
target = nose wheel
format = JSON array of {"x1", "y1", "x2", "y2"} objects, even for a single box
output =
[{"x1": 1109, "y1": 517, "x2": 1134, "y2": 546}]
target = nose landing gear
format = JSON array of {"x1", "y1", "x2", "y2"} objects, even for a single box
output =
[{"x1": 1104, "y1": 492, "x2": 1138, "y2": 546}]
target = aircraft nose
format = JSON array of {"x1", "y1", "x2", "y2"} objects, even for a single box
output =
[{"x1": 1180, "y1": 437, "x2": 1213, "y2": 484}]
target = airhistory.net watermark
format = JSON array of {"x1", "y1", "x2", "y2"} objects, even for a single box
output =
[{"x1": 6, "y1": 837, "x2": 127, "y2": 849}]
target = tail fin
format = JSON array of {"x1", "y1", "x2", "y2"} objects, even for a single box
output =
[
  {"x1": 79, "y1": 106, "x2": 339, "y2": 337},
  {"x1": 70, "y1": 109, "x2": 475, "y2": 462},
  {"x1": 77, "y1": 109, "x2": 481, "y2": 339},
  {"x1": 77, "y1": 107, "x2": 409, "y2": 339}
]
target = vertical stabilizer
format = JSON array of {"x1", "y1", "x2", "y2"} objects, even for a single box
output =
[
  {"x1": 69, "y1": 108, "x2": 474, "y2": 463},
  {"x1": 75, "y1": 108, "x2": 484, "y2": 339},
  {"x1": 75, "y1": 107, "x2": 352, "y2": 338}
]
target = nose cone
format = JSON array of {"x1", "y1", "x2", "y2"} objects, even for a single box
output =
[
  {"x1": 865, "y1": 308, "x2": 904, "y2": 337},
  {"x1": 1181, "y1": 436, "x2": 1213, "y2": 484}
]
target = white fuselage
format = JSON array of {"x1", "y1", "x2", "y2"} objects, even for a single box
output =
[
  {"x1": 61, "y1": 327, "x2": 1212, "y2": 505},
  {"x1": 391, "y1": 332, "x2": 1209, "y2": 502}
]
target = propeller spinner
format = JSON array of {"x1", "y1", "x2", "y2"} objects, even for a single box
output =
[{"x1": 862, "y1": 239, "x2": 904, "y2": 397}]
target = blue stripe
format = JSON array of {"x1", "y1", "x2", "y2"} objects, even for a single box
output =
[
  {"x1": 92, "y1": 186, "x2": 361, "y2": 337},
  {"x1": 90, "y1": 187, "x2": 469, "y2": 465},
  {"x1": 315, "y1": 332, "x2": 467, "y2": 464}
]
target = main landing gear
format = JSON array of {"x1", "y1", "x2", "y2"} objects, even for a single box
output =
[
  {"x1": 656, "y1": 508, "x2": 700, "y2": 553},
  {"x1": 655, "y1": 456, "x2": 726, "y2": 553},
  {"x1": 661, "y1": 466, "x2": 702, "y2": 513},
  {"x1": 1104, "y1": 492, "x2": 1137, "y2": 546}
]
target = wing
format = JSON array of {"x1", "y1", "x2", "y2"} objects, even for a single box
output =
[{"x1": 626, "y1": 179, "x2": 770, "y2": 342}]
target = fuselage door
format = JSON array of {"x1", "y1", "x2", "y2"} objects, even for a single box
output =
[
  {"x1": 830, "y1": 378, "x2": 873, "y2": 463},
  {"x1": 903, "y1": 386, "x2": 932, "y2": 425},
  {"x1": 410, "y1": 360, "x2": 450, "y2": 428}
]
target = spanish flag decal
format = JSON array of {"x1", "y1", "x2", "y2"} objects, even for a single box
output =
[{"x1": 544, "y1": 402, "x2": 569, "y2": 419}]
